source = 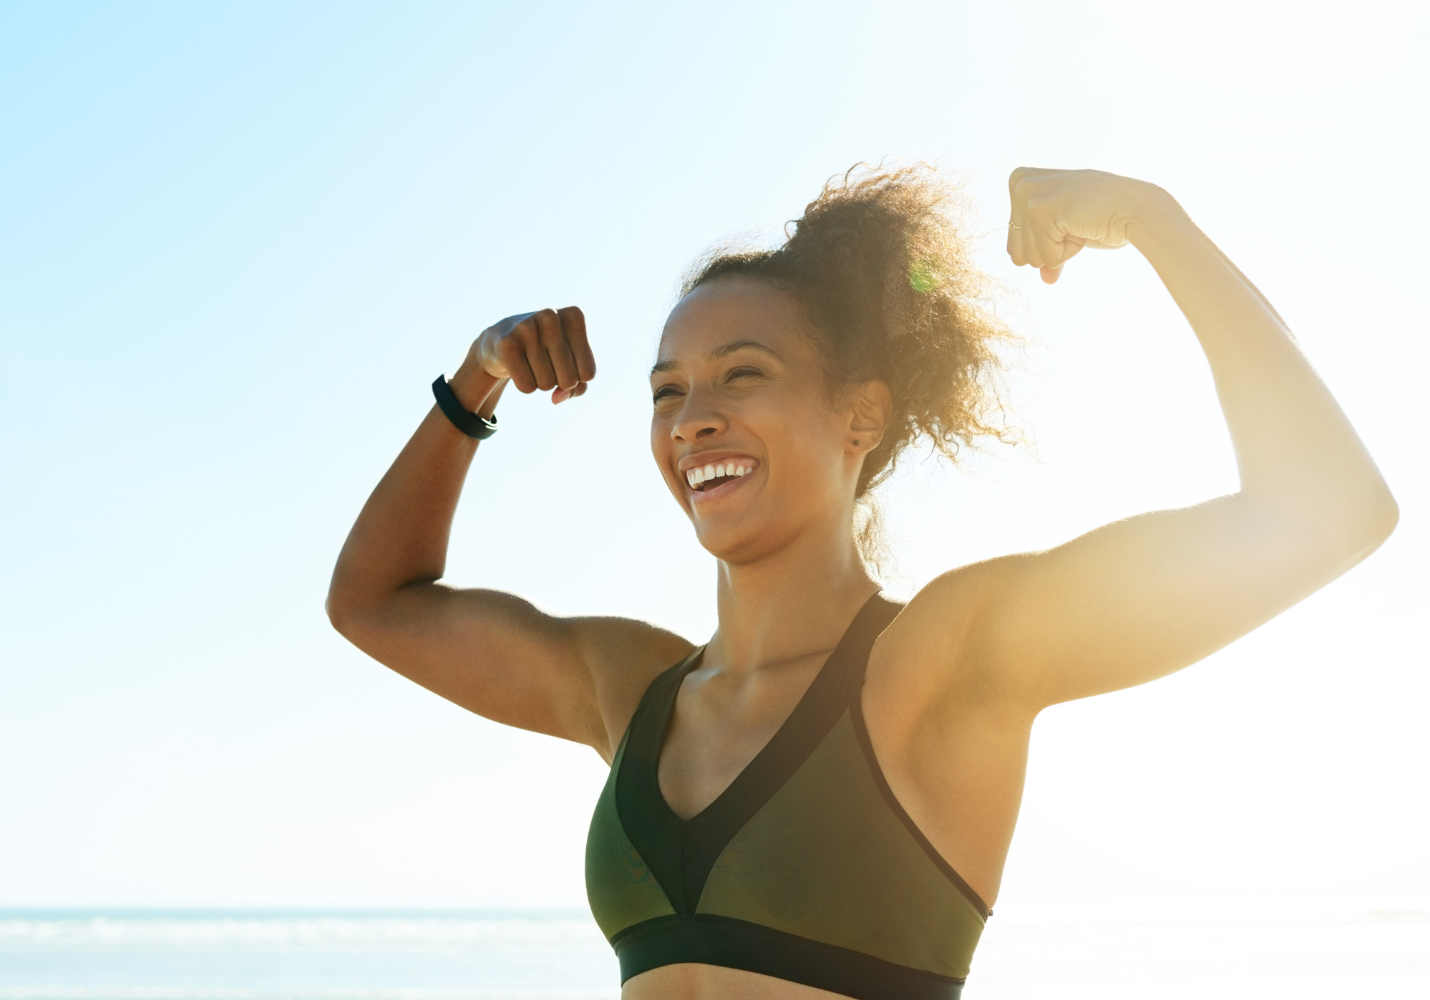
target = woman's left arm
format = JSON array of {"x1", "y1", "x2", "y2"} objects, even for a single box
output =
[{"x1": 923, "y1": 168, "x2": 1398, "y2": 710}]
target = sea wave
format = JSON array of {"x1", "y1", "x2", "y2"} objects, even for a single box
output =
[
  {"x1": 0, "y1": 916, "x2": 608, "y2": 955},
  {"x1": 0, "y1": 991, "x2": 618, "y2": 1000}
]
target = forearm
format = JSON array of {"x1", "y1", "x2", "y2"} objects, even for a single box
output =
[
  {"x1": 1129, "y1": 187, "x2": 1397, "y2": 546},
  {"x1": 327, "y1": 363, "x2": 506, "y2": 621}
]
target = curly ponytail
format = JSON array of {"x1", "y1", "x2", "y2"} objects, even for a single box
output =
[{"x1": 683, "y1": 163, "x2": 1016, "y2": 509}]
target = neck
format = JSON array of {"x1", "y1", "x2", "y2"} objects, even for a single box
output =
[{"x1": 709, "y1": 518, "x2": 878, "y2": 679}]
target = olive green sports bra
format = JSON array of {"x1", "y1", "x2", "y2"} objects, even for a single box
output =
[{"x1": 585, "y1": 595, "x2": 990, "y2": 1000}]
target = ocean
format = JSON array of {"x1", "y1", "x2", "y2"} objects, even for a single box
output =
[{"x1": 1, "y1": 897, "x2": 1426, "y2": 999}]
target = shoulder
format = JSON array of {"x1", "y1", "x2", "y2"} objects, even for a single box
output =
[
  {"x1": 572, "y1": 615, "x2": 697, "y2": 762},
  {"x1": 869, "y1": 556, "x2": 1030, "y2": 713}
]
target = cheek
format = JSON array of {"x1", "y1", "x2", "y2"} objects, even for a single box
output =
[
  {"x1": 749, "y1": 392, "x2": 846, "y2": 478},
  {"x1": 650, "y1": 417, "x2": 671, "y2": 467}
]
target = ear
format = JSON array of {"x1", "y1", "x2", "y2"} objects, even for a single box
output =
[{"x1": 847, "y1": 379, "x2": 891, "y2": 454}]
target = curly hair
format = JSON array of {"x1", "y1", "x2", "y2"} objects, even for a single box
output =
[{"x1": 682, "y1": 164, "x2": 1016, "y2": 510}]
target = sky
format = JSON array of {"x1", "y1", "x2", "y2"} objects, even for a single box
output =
[{"x1": 1, "y1": 0, "x2": 1426, "y2": 914}]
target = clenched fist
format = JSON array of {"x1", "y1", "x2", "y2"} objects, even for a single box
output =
[
  {"x1": 1007, "y1": 168, "x2": 1160, "y2": 284},
  {"x1": 466, "y1": 307, "x2": 596, "y2": 403}
]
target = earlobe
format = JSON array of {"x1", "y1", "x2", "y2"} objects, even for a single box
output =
[{"x1": 848, "y1": 379, "x2": 891, "y2": 454}]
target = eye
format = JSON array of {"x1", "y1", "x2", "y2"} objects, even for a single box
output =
[
  {"x1": 652, "y1": 384, "x2": 683, "y2": 404},
  {"x1": 726, "y1": 366, "x2": 764, "y2": 382}
]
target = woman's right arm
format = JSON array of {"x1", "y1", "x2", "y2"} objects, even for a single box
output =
[{"x1": 325, "y1": 307, "x2": 693, "y2": 759}]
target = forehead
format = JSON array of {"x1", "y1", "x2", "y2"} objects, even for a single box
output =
[{"x1": 655, "y1": 278, "x2": 809, "y2": 369}]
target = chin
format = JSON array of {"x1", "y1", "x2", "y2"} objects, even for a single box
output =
[
  {"x1": 690, "y1": 521, "x2": 762, "y2": 564},
  {"x1": 689, "y1": 507, "x2": 801, "y2": 566}
]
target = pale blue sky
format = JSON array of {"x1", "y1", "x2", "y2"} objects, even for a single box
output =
[{"x1": 1, "y1": 0, "x2": 1425, "y2": 909}]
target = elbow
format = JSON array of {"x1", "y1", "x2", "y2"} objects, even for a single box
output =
[
  {"x1": 325, "y1": 590, "x2": 355, "y2": 637},
  {"x1": 1332, "y1": 483, "x2": 1399, "y2": 567},
  {"x1": 325, "y1": 559, "x2": 379, "y2": 640},
  {"x1": 1362, "y1": 488, "x2": 1399, "y2": 552},
  {"x1": 325, "y1": 576, "x2": 369, "y2": 640},
  {"x1": 1259, "y1": 477, "x2": 1400, "y2": 574}
]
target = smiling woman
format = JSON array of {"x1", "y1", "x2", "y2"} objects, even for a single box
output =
[
  {"x1": 326, "y1": 163, "x2": 1398, "y2": 1000},
  {"x1": 651, "y1": 168, "x2": 1014, "y2": 570}
]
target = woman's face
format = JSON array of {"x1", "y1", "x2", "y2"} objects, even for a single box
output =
[{"x1": 650, "y1": 277, "x2": 867, "y2": 564}]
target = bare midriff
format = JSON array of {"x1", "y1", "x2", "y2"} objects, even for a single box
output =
[{"x1": 623, "y1": 964, "x2": 850, "y2": 1000}]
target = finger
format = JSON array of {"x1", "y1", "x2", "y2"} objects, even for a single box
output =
[
  {"x1": 551, "y1": 380, "x2": 588, "y2": 405},
  {"x1": 1006, "y1": 194, "x2": 1027, "y2": 266},
  {"x1": 559, "y1": 306, "x2": 596, "y2": 382},
  {"x1": 1007, "y1": 166, "x2": 1031, "y2": 201},
  {"x1": 1024, "y1": 222, "x2": 1055, "y2": 270},
  {"x1": 1033, "y1": 239, "x2": 1082, "y2": 281},
  {"x1": 498, "y1": 333, "x2": 538, "y2": 393},
  {"x1": 524, "y1": 312, "x2": 559, "y2": 391},
  {"x1": 1007, "y1": 223, "x2": 1029, "y2": 267},
  {"x1": 1055, "y1": 236, "x2": 1086, "y2": 268},
  {"x1": 1027, "y1": 227, "x2": 1083, "y2": 272},
  {"x1": 536, "y1": 309, "x2": 580, "y2": 390}
]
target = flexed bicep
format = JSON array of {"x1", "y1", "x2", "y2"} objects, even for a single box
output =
[
  {"x1": 932, "y1": 172, "x2": 1395, "y2": 710},
  {"x1": 340, "y1": 584, "x2": 689, "y2": 756},
  {"x1": 964, "y1": 496, "x2": 1374, "y2": 708}
]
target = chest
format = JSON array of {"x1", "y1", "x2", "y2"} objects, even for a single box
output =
[
  {"x1": 656, "y1": 641, "x2": 1033, "y2": 917},
  {"x1": 584, "y1": 623, "x2": 992, "y2": 994},
  {"x1": 657, "y1": 657, "x2": 826, "y2": 820},
  {"x1": 656, "y1": 646, "x2": 1031, "y2": 862}
]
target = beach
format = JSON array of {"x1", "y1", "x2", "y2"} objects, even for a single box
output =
[{"x1": 3, "y1": 896, "x2": 1425, "y2": 999}]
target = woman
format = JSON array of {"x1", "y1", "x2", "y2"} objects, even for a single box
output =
[{"x1": 327, "y1": 165, "x2": 1398, "y2": 1000}]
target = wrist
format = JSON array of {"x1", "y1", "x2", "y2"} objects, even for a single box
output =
[
  {"x1": 1125, "y1": 181, "x2": 1191, "y2": 252},
  {"x1": 448, "y1": 362, "x2": 505, "y2": 416}
]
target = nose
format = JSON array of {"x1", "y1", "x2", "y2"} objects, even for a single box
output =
[{"x1": 672, "y1": 386, "x2": 726, "y2": 443}]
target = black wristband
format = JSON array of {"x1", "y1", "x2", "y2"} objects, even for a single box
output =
[{"x1": 432, "y1": 375, "x2": 498, "y2": 440}]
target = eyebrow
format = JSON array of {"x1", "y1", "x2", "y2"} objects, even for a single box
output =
[{"x1": 650, "y1": 339, "x2": 782, "y2": 376}]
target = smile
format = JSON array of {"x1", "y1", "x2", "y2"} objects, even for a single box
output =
[{"x1": 686, "y1": 460, "x2": 755, "y2": 492}]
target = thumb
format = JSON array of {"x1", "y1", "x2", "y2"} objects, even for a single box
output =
[
  {"x1": 1040, "y1": 235, "x2": 1085, "y2": 284},
  {"x1": 1054, "y1": 235, "x2": 1086, "y2": 268}
]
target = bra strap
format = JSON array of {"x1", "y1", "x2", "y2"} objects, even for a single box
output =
[{"x1": 844, "y1": 593, "x2": 906, "y2": 689}]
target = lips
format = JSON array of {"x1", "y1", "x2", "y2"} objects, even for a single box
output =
[
  {"x1": 678, "y1": 453, "x2": 760, "y2": 503},
  {"x1": 686, "y1": 459, "x2": 754, "y2": 491}
]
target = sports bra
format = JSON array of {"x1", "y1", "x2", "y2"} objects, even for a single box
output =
[{"x1": 584, "y1": 594, "x2": 990, "y2": 1000}]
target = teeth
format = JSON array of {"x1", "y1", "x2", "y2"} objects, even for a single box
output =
[{"x1": 685, "y1": 460, "x2": 756, "y2": 491}]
